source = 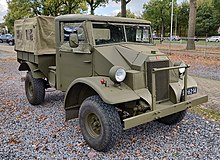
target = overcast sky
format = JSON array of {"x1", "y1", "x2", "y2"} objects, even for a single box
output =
[
  {"x1": 0, "y1": 0, "x2": 7, "y2": 23},
  {"x1": 0, "y1": 0, "x2": 186, "y2": 23}
]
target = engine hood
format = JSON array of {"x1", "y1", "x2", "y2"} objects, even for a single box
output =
[{"x1": 94, "y1": 43, "x2": 168, "y2": 72}]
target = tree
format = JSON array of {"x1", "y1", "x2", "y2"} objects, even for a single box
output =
[
  {"x1": 213, "y1": 0, "x2": 220, "y2": 34},
  {"x1": 29, "y1": 0, "x2": 43, "y2": 16},
  {"x1": 42, "y1": 0, "x2": 64, "y2": 16},
  {"x1": 177, "y1": 2, "x2": 189, "y2": 36},
  {"x1": 186, "y1": 0, "x2": 197, "y2": 50},
  {"x1": 116, "y1": 9, "x2": 135, "y2": 18},
  {"x1": 4, "y1": 0, "x2": 34, "y2": 33},
  {"x1": 62, "y1": 0, "x2": 87, "y2": 14},
  {"x1": 113, "y1": 0, "x2": 131, "y2": 17},
  {"x1": 196, "y1": 2, "x2": 216, "y2": 36},
  {"x1": 86, "y1": 0, "x2": 108, "y2": 15},
  {"x1": 142, "y1": 0, "x2": 172, "y2": 37}
]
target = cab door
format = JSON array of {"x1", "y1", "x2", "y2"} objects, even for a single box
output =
[{"x1": 57, "y1": 22, "x2": 92, "y2": 91}]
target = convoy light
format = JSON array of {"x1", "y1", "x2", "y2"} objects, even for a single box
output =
[{"x1": 109, "y1": 66, "x2": 126, "y2": 83}]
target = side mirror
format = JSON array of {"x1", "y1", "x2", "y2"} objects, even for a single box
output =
[{"x1": 69, "y1": 33, "x2": 79, "y2": 48}]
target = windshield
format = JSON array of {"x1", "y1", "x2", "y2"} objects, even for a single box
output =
[
  {"x1": 93, "y1": 23, "x2": 125, "y2": 45},
  {"x1": 92, "y1": 23, "x2": 152, "y2": 45},
  {"x1": 125, "y1": 25, "x2": 151, "y2": 43}
]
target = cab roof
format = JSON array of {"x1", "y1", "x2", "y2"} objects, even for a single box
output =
[{"x1": 55, "y1": 14, "x2": 151, "y2": 24}]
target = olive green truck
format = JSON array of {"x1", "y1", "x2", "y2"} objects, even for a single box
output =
[{"x1": 15, "y1": 15, "x2": 208, "y2": 151}]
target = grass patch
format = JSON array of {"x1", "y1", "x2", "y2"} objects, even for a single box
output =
[{"x1": 189, "y1": 106, "x2": 220, "y2": 123}]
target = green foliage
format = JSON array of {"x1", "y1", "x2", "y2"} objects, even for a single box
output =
[
  {"x1": 176, "y1": 1, "x2": 189, "y2": 36},
  {"x1": 62, "y1": 0, "x2": 87, "y2": 14},
  {"x1": 196, "y1": 0, "x2": 220, "y2": 36},
  {"x1": 142, "y1": 0, "x2": 176, "y2": 37},
  {"x1": 196, "y1": 2, "x2": 215, "y2": 36},
  {"x1": 116, "y1": 9, "x2": 136, "y2": 18},
  {"x1": 213, "y1": 0, "x2": 220, "y2": 31},
  {"x1": 4, "y1": 0, "x2": 34, "y2": 33}
]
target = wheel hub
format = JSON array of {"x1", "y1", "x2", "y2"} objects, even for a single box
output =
[
  {"x1": 28, "y1": 81, "x2": 33, "y2": 97},
  {"x1": 86, "y1": 113, "x2": 101, "y2": 138}
]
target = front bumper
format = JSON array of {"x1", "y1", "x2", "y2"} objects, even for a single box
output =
[{"x1": 123, "y1": 94, "x2": 208, "y2": 130}]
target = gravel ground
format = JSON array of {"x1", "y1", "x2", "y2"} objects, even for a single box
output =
[{"x1": 0, "y1": 48, "x2": 220, "y2": 159}]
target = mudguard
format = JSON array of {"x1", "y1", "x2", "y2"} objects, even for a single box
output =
[
  {"x1": 170, "y1": 75, "x2": 197, "y2": 103},
  {"x1": 64, "y1": 76, "x2": 140, "y2": 120},
  {"x1": 65, "y1": 76, "x2": 140, "y2": 106},
  {"x1": 18, "y1": 62, "x2": 45, "y2": 79}
]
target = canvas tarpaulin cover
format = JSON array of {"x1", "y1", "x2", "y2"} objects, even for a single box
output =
[{"x1": 14, "y1": 16, "x2": 55, "y2": 55}]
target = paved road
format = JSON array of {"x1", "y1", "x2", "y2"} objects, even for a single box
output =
[
  {"x1": 194, "y1": 77, "x2": 220, "y2": 112},
  {"x1": 0, "y1": 43, "x2": 16, "y2": 59}
]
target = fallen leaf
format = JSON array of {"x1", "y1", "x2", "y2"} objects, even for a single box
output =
[
  {"x1": 136, "y1": 150, "x2": 141, "y2": 155},
  {"x1": 67, "y1": 143, "x2": 73, "y2": 148},
  {"x1": 8, "y1": 137, "x2": 21, "y2": 144},
  {"x1": 88, "y1": 151, "x2": 97, "y2": 158},
  {"x1": 151, "y1": 147, "x2": 161, "y2": 152},
  {"x1": 131, "y1": 136, "x2": 136, "y2": 143},
  {"x1": 0, "y1": 108, "x2": 5, "y2": 112},
  {"x1": 76, "y1": 142, "x2": 86, "y2": 147}
]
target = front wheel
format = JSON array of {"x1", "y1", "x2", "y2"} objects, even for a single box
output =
[
  {"x1": 79, "y1": 95, "x2": 122, "y2": 152},
  {"x1": 25, "y1": 72, "x2": 45, "y2": 105}
]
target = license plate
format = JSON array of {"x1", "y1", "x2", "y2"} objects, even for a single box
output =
[{"x1": 182, "y1": 87, "x2": 197, "y2": 96}]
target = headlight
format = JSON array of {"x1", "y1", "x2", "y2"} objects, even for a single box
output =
[
  {"x1": 179, "y1": 63, "x2": 186, "y2": 74},
  {"x1": 174, "y1": 61, "x2": 186, "y2": 74},
  {"x1": 109, "y1": 66, "x2": 126, "y2": 83}
]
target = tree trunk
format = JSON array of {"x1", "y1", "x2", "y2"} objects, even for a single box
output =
[
  {"x1": 121, "y1": 0, "x2": 126, "y2": 17},
  {"x1": 91, "y1": 8, "x2": 94, "y2": 15},
  {"x1": 186, "y1": 0, "x2": 197, "y2": 50},
  {"x1": 161, "y1": 19, "x2": 164, "y2": 37}
]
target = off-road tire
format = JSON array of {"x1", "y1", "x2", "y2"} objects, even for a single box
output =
[
  {"x1": 25, "y1": 72, "x2": 45, "y2": 105},
  {"x1": 79, "y1": 95, "x2": 122, "y2": 152},
  {"x1": 157, "y1": 110, "x2": 186, "y2": 125}
]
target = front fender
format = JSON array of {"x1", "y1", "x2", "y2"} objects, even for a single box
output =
[
  {"x1": 64, "y1": 76, "x2": 140, "y2": 106},
  {"x1": 64, "y1": 76, "x2": 140, "y2": 120},
  {"x1": 170, "y1": 75, "x2": 197, "y2": 103}
]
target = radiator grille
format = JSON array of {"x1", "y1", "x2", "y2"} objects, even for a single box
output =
[{"x1": 147, "y1": 60, "x2": 169, "y2": 101}]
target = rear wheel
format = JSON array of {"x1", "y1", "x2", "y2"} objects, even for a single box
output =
[
  {"x1": 25, "y1": 72, "x2": 45, "y2": 105},
  {"x1": 79, "y1": 95, "x2": 122, "y2": 152},
  {"x1": 0, "y1": 39, "x2": 3, "y2": 43}
]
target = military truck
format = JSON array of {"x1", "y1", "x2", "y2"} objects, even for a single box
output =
[{"x1": 15, "y1": 15, "x2": 208, "y2": 151}]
